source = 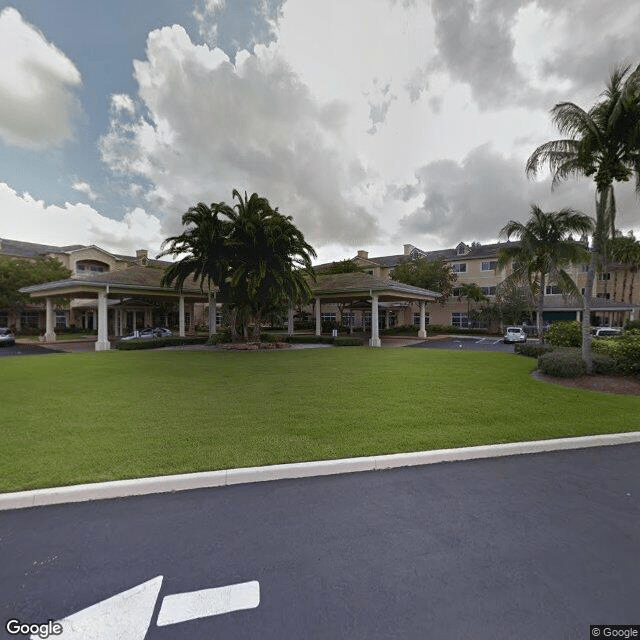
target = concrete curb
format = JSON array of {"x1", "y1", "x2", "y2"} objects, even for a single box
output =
[{"x1": 1, "y1": 431, "x2": 639, "y2": 511}]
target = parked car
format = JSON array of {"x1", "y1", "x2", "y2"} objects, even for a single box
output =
[
  {"x1": 154, "y1": 327, "x2": 173, "y2": 337},
  {"x1": 593, "y1": 327, "x2": 622, "y2": 338},
  {"x1": 503, "y1": 326, "x2": 527, "y2": 344},
  {"x1": 120, "y1": 328, "x2": 157, "y2": 341},
  {"x1": 0, "y1": 327, "x2": 16, "y2": 347}
]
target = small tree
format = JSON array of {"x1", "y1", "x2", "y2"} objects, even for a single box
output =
[
  {"x1": 317, "y1": 259, "x2": 363, "y2": 275},
  {"x1": 0, "y1": 256, "x2": 71, "y2": 311},
  {"x1": 391, "y1": 257, "x2": 456, "y2": 301}
]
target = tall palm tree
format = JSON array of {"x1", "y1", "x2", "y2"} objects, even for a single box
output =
[
  {"x1": 221, "y1": 190, "x2": 316, "y2": 341},
  {"x1": 498, "y1": 205, "x2": 594, "y2": 343},
  {"x1": 158, "y1": 202, "x2": 233, "y2": 334},
  {"x1": 526, "y1": 64, "x2": 640, "y2": 365}
]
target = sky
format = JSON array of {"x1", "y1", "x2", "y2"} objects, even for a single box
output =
[{"x1": 1, "y1": 0, "x2": 640, "y2": 264}]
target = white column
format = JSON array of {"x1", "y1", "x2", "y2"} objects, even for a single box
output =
[
  {"x1": 208, "y1": 293, "x2": 217, "y2": 335},
  {"x1": 288, "y1": 305, "x2": 294, "y2": 336},
  {"x1": 44, "y1": 298, "x2": 56, "y2": 342},
  {"x1": 179, "y1": 295, "x2": 185, "y2": 337},
  {"x1": 95, "y1": 290, "x2": 110, "y2": 351},
  {"x1": 369, "y1": 295, "x2": 381, "y2": 347},
  {"x1": 385, "y1": 309, "x2": 390, "y2": 329},
  {"x1": 418, "y1": 301, "x2": 427, "y2": 338},
  {"x1": 315, "y1": 298, "x2": 321, "y2": 336},
  {"x1": 576, "y1": 310, "x2": 581, "y2": 322}
]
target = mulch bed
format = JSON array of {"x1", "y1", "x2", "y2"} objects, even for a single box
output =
[{"x1": 532, "y1": 370, "x2": 640, "y2": 396}]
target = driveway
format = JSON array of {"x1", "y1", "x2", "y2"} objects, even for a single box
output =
[
  {"x1": 409, "y1": 335, "x2": 527, "y2": 352},
  {"x1": 1, "y1": 444, "x2": 638, "y2": 639}
]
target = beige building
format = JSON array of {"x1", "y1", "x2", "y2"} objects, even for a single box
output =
[
  {"x1": 316, "y1": 241, "x2": 637, "y2": 330},
  {"x1": 0, "y1": 238, "x2": 207, "y2": 337}
]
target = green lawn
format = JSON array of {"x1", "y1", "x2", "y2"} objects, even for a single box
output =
[{"x1": 1, "y1": 347, "x2": 639, "y2": 492}]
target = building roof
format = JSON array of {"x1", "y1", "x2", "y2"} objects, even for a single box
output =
[
  {"x1": 310, "y1": 272, "x2": 440, "y2": 302},
  {"x1": 0, "y1": 237, "x2": 168, "y2": 267}
]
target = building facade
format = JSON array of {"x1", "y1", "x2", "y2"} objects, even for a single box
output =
[{"x1": 316, "y1": 241, "x2": 637, "y2": 330}]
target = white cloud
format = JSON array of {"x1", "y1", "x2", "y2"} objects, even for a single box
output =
[
  {"x1": 71, "y1": 181, "x2": 97, "y2": 201},
  {"x1": 0, "y1": 7, "x2": 82, "y2": 149},
  {"x1": 0, "y1": 182, "x2": 165, "y2": 256},
  {"x1": 110, "y1": 93, "x2": 136, "y2": 115},
  {"x1": 100, "y1": 24, "x2": 379, "y2": 246}
]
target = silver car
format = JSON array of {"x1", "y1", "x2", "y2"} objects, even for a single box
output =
[
  {"x1": 0, "y1": 328, "x2": 16, "y2": 347},
  {"x1": 503, "y1": 326, "x2": 527, "y2": 344}
]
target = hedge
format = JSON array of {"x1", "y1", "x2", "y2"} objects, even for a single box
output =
[
  {"x1": 114, "y1": 336, "x2": 209, "y2": 350},
  {"x1": 546, "y1": 321, "x2": 582, "y2": 348},
  {"x1": 538, "y1": 348, "x2": 586, "y2": 378},
  {"x1": 514, "y1": 343, "x2": 555, "y2": 358},
  {"x1": 592, "y1": 334, "x2": 640, "y2": 376},
  {"x1": 334, "y1": 336, "x2": 364, "y2": 346}
]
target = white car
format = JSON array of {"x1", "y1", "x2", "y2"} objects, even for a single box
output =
[
  {"x1": 503, "y1": 326, "x2": 527, "y2": 344},
  {"x1": 593, "y1": 327, "x2": 622, "y2": 338},
  {"x1": 0, "y1": 327, "x2": 16, "y2": 347}
]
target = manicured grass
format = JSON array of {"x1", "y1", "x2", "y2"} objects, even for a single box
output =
[{"x1": 1, "y1": 348, "x2": 639, "y2": 492}]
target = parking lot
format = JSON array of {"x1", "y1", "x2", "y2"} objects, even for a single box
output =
[{"x1": 410, "y1": 335, "x2": 526, "y2": 352}]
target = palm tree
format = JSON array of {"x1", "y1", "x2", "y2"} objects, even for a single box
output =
[
  {"x1": 458, "y1": 283, "x2": 488, "y2": 328},
  {"x1": 498, "y1": 205, "x2": 594, "y2": 343},
  {"x1": 221, "y1": 190, "x2": 316, "y2": 341},
  {"x1": 526, "y1": 64, "x2": 640, "y2": 366},
  {"x1": 158, "y1": 202, "x2": 233, "y2": 335}
]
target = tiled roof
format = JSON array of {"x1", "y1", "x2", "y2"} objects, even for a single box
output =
[{"x1": 311, "y1": 272, "x2": 440, "y2": 299}]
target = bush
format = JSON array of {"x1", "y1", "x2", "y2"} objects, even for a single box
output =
[
  {"x1": 514, "y1": 343, "x2": 555, "y2": 358},
  {"x1": 115, "y1": 336, "x2": 208, "y2": 350},
  {"x1": 283, "y1": 335, "x2": 335, "y2": 344},
  {"x1": 334, "y1": 336, "x2": 364, "y2": 346},
  {"x1": 546, "y1": 321, "x2": 582, "y2": 348},
  {"x1": 380, "y1": 324, "x2": 419, "y2": 336},
  {"x1": 624, "y1": 319, "x2": 640, "y2": 331},
  {"x1": 592, "y1": 334, "x2": 640, "y2": 376},
  {"x1": 538, "y1": 348, "x2": 587, "y2": 377},
  {"x1": 206, "y1": 329, "x2": 232, "y2": 345},
  {"x1": 591, "y1": 353, "x2": 618, "y2": 375}
]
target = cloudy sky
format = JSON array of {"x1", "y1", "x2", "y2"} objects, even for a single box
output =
[{"x1": 1, "y1": 0, "x2": 640, "y2": 264}]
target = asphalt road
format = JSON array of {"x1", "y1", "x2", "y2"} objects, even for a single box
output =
[
  {"x1": 411, "y1": 336, "x2": 524, "y2": 352},
  {"x1": 1, "y1": 445, "x2": 639, "y2": 639},
  {"x1": 0, "y1": 343, "x2": 64, "y2": 357}
]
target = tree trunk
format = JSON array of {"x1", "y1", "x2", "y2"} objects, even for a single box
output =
[
  {"x1": 582, "y1": 253, "x2": 597, "y2": 373},
  {"x1": 537, "y1": 274, "x2": 545, "y2": 344},
  {"x1": 629, "y1": 271, "x2": 636, "y2": 304},
  {"x1": 252, "y1": 311, "x2": 262, "y2": 342},
  {"x1": 229, "y1": 307, "x2": 239, "y2": 342}
]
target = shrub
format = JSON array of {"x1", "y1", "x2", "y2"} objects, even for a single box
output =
[
  {"x1": 538, "y1": 348, "x2": 586, "y2": 377},
  {"x1": 206, "y1": 329, "x2": 232, "y2": 345},
  {"x1": 624, "y1": 319, "x2": 640, "y2": 332},
  {"x1": 592, "y1": 334, "x2": 640, "y2": 376},
  {"x1": 380, "y1": 324, "x2": 419, "y2": 336},
  {"x1": 514, "y1": 343, "x2": 555, "y2": 358},
  {"x1": 334, "y1": 336, "x2": 364, "y2": 346},
  {"x1": 115, "y1": 336, "x2": 208, "y2": 350},
  {"x1": 284, "y1": 335, "x2": 335, "y2": 344},
  {"x1": 546, "y1": 321, "x2": 582, "y2": 348},
  {"x1": 591, "y1": 353, "x2": 618, "y2": 375}
]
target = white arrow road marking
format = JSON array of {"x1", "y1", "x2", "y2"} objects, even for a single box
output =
[
  {"x1": 156, "y1": 580, "x2": 260, "y2": 627},
  {"x1": 34, "y1": 576, "x2": 163, "y2": 640}
]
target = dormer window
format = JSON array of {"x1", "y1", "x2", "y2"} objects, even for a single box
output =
[
  {"x1": 456, "y1": 242, "x2": 468, "y2": 256},
  {"x1": 75, "y1": 260, "x2": 109, "y2": 274}
]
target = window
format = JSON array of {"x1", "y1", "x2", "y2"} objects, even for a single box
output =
[
  {"x1": 451, "y1": 312, "x2": 469, "y2": 328},
  {"x1": 412, "y1": 313, "x2": 430, "y2": 326},
  {"x1": 365, "y1": 269, "x2": 374, "y2": 275},
  {"x1": 0, "y1": 312, "x2": 7, "y2": 326},
  {"x1": 545, "y1": 285, "x2": 561, "y2": 294},
  {"x1": 451, "y1": 263, "x2": 467, "y2": 273},
  {"x1": 481, "y1": 261, "x2": 498, "y2": 271},
  {"x1": 76, "y1": 264, "x2": 86, "y2": 272},
  {"x1": 55, "y1": 311, "x2": 68, "y2": 328},
  {"x1": 341, "y1": 313, "x2": 355, "y2": 327},
  {"x1": 596, "y1": 292, "x2": 611, "y2": 300},
  {"x1": 21, "y1": 312, "x2": 40, "y2": 328},
  {"x1": 581, "y1": 264, "x2": 589, "y2": 272},
  {"x1": 90, "y1": 265, "x2": 106, "y2": 273},
  {"x1": 320, "y1": 312, "x2": 336, "y2": 323},
  {"x1": 452, "y1": 288, "x2": 462, "y2": 297},
  {"x1": 598, "y1": 272, "x2": 611, "y2": 281},
  {"x1": 481, "y1": 286, "x2": 496, "y2": 296}
]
